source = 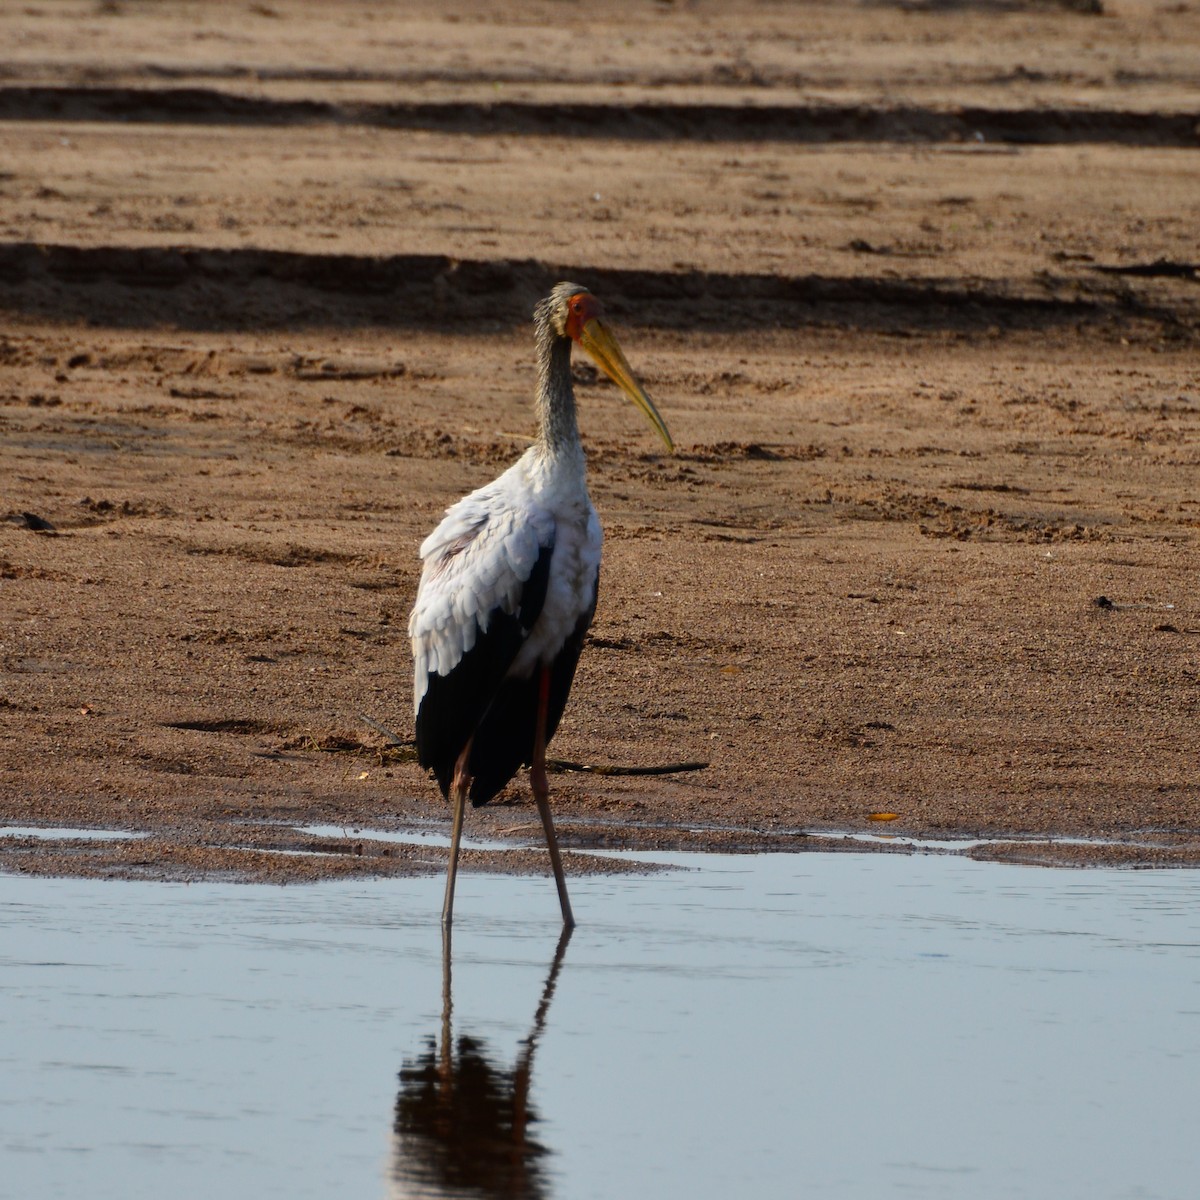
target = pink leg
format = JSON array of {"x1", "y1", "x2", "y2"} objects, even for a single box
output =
[
  {"x1": 530, "y1": 668, "x2": 575, "y2": 927},
  {"x1": 442, "y1": 739, "x2": 473, "y2": 928}
]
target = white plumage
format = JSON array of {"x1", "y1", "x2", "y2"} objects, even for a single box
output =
[
  {"x1": 409, "y1": 450, "x2": 600, "y2": 714},
  {"x1": 408, "y1": 282, "x2": 673, "y2": 928}
]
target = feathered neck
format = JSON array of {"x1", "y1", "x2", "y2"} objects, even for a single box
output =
[{"x1": 532, "y1": 313, "x2": 583, "y2": 462}]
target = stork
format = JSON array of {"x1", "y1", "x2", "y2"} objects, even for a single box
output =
[{"x1": 408, "y1": 282, "x2": 673, "y2": 928}]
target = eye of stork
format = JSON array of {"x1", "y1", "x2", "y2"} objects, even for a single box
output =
[{"x1": 565, "y1": 293, "x2": 597, "y2": 341}]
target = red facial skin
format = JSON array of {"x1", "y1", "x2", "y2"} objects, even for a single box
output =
[{"x1": 564, "y1": 292, "x2": 602, "y2": 342}]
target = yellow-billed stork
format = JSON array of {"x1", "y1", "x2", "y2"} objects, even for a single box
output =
[{"x1": 409, "y1": 282, "x2": 673, "y2": 927}]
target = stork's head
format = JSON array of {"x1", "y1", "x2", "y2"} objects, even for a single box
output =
[{"x1": 539, "y1": 281, "x2": 674, "y2": 453}]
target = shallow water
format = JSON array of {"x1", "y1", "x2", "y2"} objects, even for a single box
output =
[
  {"x1": 3, "y1": 852, "x2": 1199, "y2": 1200},
  {"x1": 0, "y1": 826, "x2": 145, "y2": 841}
]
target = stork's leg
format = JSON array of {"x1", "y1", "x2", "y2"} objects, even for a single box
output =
[
  {"x1": 531, "y1": 667, "x2": 575, "y2": 928},
  {"x1": 442, "y1": 739, "x2": 473, "y2": 928}
]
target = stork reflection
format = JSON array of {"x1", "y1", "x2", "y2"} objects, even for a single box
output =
[{"x1": 392, "y1": 926, "x2": 572, "y2": 1198}]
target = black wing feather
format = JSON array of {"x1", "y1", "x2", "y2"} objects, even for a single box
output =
[
  {"x1": 415, "y1": 541, "x2": 556, "y2": 799},
  {"x1": 466, "y1": 570, "x2": 599, "y2": 806}
]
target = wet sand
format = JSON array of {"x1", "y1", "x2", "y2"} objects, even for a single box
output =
[{"x1": 2, "y1": 0, "x2": 1198, "y2": 881}]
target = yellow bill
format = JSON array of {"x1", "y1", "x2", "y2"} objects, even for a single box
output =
[{"x1": 578, "y1": 318, "x2": 674, "y2": 452}]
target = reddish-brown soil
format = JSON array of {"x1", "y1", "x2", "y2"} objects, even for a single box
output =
[{"x1": 2, "y1": 0, "x2": 1198, "y2": 882}]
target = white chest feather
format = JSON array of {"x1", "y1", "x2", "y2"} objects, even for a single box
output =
[{"x1": 409, "y1": 447, "x2": 601, "y2": 712}]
